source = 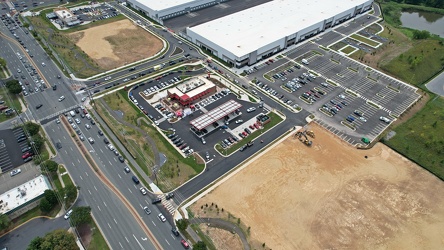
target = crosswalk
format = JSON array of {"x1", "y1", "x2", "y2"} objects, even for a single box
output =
[
  {"x1": 38, "y1": 104, "x2": 79, "y2": 122},
  {"x1": 156, "y1": 194, "x2": 177, "y2": 215}
]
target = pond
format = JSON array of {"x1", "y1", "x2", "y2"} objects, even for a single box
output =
[{"x1": 400, "y1": 10, "x2": 444, "y2": 38}]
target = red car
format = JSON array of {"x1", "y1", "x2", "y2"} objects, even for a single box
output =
[
  {"x1": 249, "y1": 125, "x2": 255, "y2": 130},
  {"x1": 242, "y1": 131, "x2": 248, "y2": 137},
  {"x1": 254, "y1": 123, "x2": 260, "y2": 129},
  {"x1": 22, "y1": 152, "x2": 32, "y2": 159},
  {"x1": 180, "y1": 239, "x2": 190, "y2": 249}
]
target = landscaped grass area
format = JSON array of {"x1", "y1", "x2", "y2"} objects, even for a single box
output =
[
  {"x1": 380, "y1": 39, "x2": 444, "y2": 85},
  {"x1": 384, "y1": 96, "x2": 444, "y2": 180},
  {"x1": 329, "y1": 41, "x2": 348, "y2": 51},
  {"x1": 87, "y1": 220, "x2": 110, "y2": 250},
  {"x1": 96, "y1": 90, "x2": 204, "y2": 191},
  {"x1": 0, "y1": 67, "x2": 7, "y2": 78},
  {"x1": 0, "y1": 87, "x2": 21, "y2": 122},
  {"x1": 216, "y1": 112, "x2": 284, "y2": 156},
  {"x1": 341, "y1": 45, "x2": 356, "y2": 54},
  {"x1": 350, "y1": 34, "x2": 380, "y2": 47}
]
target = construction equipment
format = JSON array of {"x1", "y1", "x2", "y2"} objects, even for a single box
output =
[
  {"x1": 295, "y1": 131, "x2": 312, "y2": 146},
  {"x1": 306, "y1": 130, "x2": 315, "y2": 138}
]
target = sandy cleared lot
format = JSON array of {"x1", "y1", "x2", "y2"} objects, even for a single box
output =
[
  {"x1": 69, "y1": 19, "x2": 162, "y2": 70},
  {"x1": 191, "y1": 124, "x2": 444, "y2": 250}
]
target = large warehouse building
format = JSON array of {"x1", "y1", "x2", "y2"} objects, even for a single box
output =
[
  {"x1": 185, "y1": 0, "x2": 373, "y2": 68},
  {"x1": 126, "y1": 0, "x2": 228, "y2": 24}
]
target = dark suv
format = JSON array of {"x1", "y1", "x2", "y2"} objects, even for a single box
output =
[
  {"x1": 152, "y1": 198, "x2": 162, "y2": 204},
  {"x1": 166, "y1": 193, "x2": 174, "y2": 200},
  {"x1": 171, "y1": 227, "x2": 180, "y2": 237}
]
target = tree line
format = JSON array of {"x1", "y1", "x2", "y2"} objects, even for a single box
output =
[{"x1": 382, "y1": 0, "x2": 444, "y2": 8}]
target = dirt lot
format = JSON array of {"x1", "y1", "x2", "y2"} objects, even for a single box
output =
[
  {"x1": 69, "y1": 19, "x2": 163, "y2": 70},
  {"x1": 191, "y1": 124, "x2": 444, "y2": 250}
]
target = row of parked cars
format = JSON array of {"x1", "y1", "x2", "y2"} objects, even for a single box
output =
[{"x1": 167, "y1": 133, "x2": 194, "y2": 155}]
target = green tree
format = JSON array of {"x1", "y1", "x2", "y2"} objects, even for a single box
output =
[
  {"x1": 24, "y1": 122, "x2": 40, "y2": 136},
  {"x1": 63, "y1": 185, "x2": 77, "y2": 204},
  {"x1": 43, "y1": 190, "x2": 58, "y2": 206},
  {"x1": 70, "y1": 206, "x2": 92, "y2": 227},
  {"x1": 193, "y1": 241, "x2": 207, "y2": 250},
  {"x1": 5, "y1": 80, "x2": 22, "y2": 94},
  {"x1": 176, "y1": 219, "x2": 189, "y2": 231},
  {"x1": 0, "y1": 57, "x2": 6, "y2": 68},
  {"x1": 39, "y1": 197, "x2": 53, "y2": 213},
  {"x1": 27, "y1": 229, "x2": 77, "y2": 250},
  {"x1": 27, "y1": 236, "x2": 43, "y2": 250},
  {"x1": 42, "y1": 160, "x2": 58, "y2": 173},
  {"x1": 0, "y1": 213, "x2": 11, "y2": 231},
  {"x1": 23, "y1": 23, "x2": 29, "y2": 28},
  {"x1": 30, "y1": 134, "x2": 44, "y2": 151}
]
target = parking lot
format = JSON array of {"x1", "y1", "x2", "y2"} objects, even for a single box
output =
[
  {"x1": 130, "y1": 73, "x2": 266, "y2": 162},
  {"x1": 246, "y1": 40, "x2": 420, "y2": 145},
  {"x1": 0, "y1": 127, "x2": 34, "y2": 173}
]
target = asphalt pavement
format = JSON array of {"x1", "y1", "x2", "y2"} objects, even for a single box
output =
[
  {"x1": 425, "y1": 70, "x2": 444, "y2": 96},
  {"x1": 0, "y1": 216, "x2": 69, "y2": 250}
]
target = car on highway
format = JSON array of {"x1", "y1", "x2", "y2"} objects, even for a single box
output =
[
  {"x1": 152, "y1": 197, "x2": 162, "y2": 204},
  {"x1": 143, "y1": 206, "x2": 151, "y2": 215},
  {"x1": 88, "y1": 137, "x2": 95, "y2": 144},
  {"x1": 181, "y1": 239, "x2": 190, "y2": 249},
  {"x1": 205, "y1": 151, "x2": 210, "y2": 160},
  {"x1": 98, "y1": 130, "x2": 104, "y2": 136},
  {"x1": 158, "y1": 213, "x2": 166, "y2": 222},
  {"x1": 171, "y1": 227, "x2": 180, "y2": 236},
  {"x1": 64, "y1": 209, "x2": 73, "y2": 220},
  {"x1": 56, "y1": 142, "x2": 62, "y2": 149},
  {"x1": 166, "y1": 193, "x2": 174, "y2": 200},
  {"x1": 10, "y1": 169, "x2": 21, "y2": 177},
  {"x1": 139, "y1": 187, "x2": 147, "y2": 195},
  {"x1": 118, "y1": 156, "x2": 125, "y2": 163}
]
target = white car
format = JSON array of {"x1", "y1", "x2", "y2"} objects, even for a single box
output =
[
  {"x1": 338, "y1": 94, "x2": 345, "y2": 99},
  {"x1": 140, "y1": 187, "x2": 147, "y2": 195},
  {"x1": 85, "y1": 124, "x2": 91, "y2": 129},
  {"x1": 75, "y1": 118, "x2": 81, "y2": 124},
  {"x1": 246, "y1": 107, "x2": 256, "y2": 113},
  {"x1": 104, "y1": 76, "x2": 111, "y2": 81},
  {"x1": 235, "y1": 120, "x2": 243, "y2": 124},
  {"x1": 81, "y1": 97, "x2": 87, "y2": 102},
  {"x1": 380, "y1": 116, "x2": 390, "y2": 123},
  {"x1": 158, "y1": 213, "x2": 166, "y2": 222},
  {"x1": 64, "y1": 209, "x2": 73, "y2": 220},
  {"x1": 58, "y1": 96, "x2": 65, "y2": 102},
  {"x1": 201, "y1": 138, "x2": 206, "y2": 144},
  {"x1": 359, "y1": 116, "x2": 367, "y2": 122},
  {"x1": 10, "y1": 169, "x2": 22, "y2": 177}
]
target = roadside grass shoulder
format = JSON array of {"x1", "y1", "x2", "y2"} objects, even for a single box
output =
[{"x1": 87, "y1": 220, "x2": 110, "y2": 250}]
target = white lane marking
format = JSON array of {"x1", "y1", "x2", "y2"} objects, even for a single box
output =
[
  {"x1": 108, "y1": 223, "x2": 111, "y2": 229},
  {"x1": 77, "y1": 159, "x2": 80, "y2": 163},
  {"x1": 85, "y1": 172, "x2": 89, "y2": 176},
  {"x1": 128, "y1": 188, "x2": 132, "y2": 193},
  {"x1": 94, "y1": 186, "x2": 97, "y2": 191},
  {"x1": 119, "y1": 242, "x2": 123, "y2": 248},
  {"x1": 165, "y1": 239, "x2": 170, "y2": 245},
  {"x1": 151, "y1": 220, "x2": 156, "y2": 226},
  {"x1": 103, "y1": 202, "x2": 107, "y2": 207},
  {"x1": 118, "y1": 174, "x2": 122, "y2": 179},
  {"x1": 133, "y1": 235, "x2": 145, "y2": 250},
  {"x1": 125, "y1": 237, "x2": 129, "y2": 243},
  {"x1": 79, "y1": 175, "x2": 83, "y2": 180},
  {"x1": 88, "y1": 189, "x2": 92, "y2": 195},
  {"x1": 114, "y1": 218, "x2": 118, "y2": 224},
  {"x1": 97, "y1": 205, "x2": 101, "y2": 211}
]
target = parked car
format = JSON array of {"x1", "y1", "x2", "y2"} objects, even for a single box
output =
[{"x1": 10, "y1": 169, "x2": 21, "y2": 177}]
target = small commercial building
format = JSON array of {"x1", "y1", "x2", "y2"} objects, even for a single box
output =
[
  {"x1": 126, "y1": 0, "x2": 229, "y2": 24},
  {"x1": 168, "y1": 76, "x2": 216, "y2": 106},
  {"x1": 0, "y1": 175, "x2": 51, "y2": 219},
  {"x1": 53, "y1": 7, "x2": 80, "y2": 27},
  {"x1": 186, "y1": 0, "x2": 373, "y2": 67}
]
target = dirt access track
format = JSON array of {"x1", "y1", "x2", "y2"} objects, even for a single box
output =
[
  {"x1": 191, "y1": 124, "x2": 444, "y2": 250},
  {"x1": 69, "y1": 19, "x2": 163, "y2": 70}
]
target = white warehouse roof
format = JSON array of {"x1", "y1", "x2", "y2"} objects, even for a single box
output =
[
  {"x1": 188, "y1": 0, "x2": 369, "y2": 57},
  {"x1": 134, "y1": 0, "x2": 198, "y2": 11}
]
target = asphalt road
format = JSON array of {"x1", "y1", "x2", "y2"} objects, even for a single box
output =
[
  {"x1": 46, "y1": 117, "x2": 185, "y2": 249},
  {"x1": 0, "y1": 216, "x2": 69, "y2": 250},
  {"x1": 425, "y1": 70, "x2": 444, "y2": 96},
  {"x1": 45, "y1": 120, "x2": 160, "y2": 249}
]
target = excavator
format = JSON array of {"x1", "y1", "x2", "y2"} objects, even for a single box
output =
[
  {"x1": 295, "y1": 131, "x2": 312, "y2": 146},
  {"x1": 306, "y1": 130, "x2": 315, "y2": 138}
]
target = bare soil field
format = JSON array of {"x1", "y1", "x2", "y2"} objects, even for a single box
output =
[
  {"x1": 191, "y1": 124, "x2": 444, "y2": 250},
  {"x1": 199, "y1": 225, "x2": 243, "y2": 250},
  {"x1": 69, "y1": 19, "x2": 162, "y2": 70}
]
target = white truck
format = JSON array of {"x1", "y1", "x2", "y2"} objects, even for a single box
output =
[{"x1": 153, "y1": 65, "x2": 162, "y2": 71}]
